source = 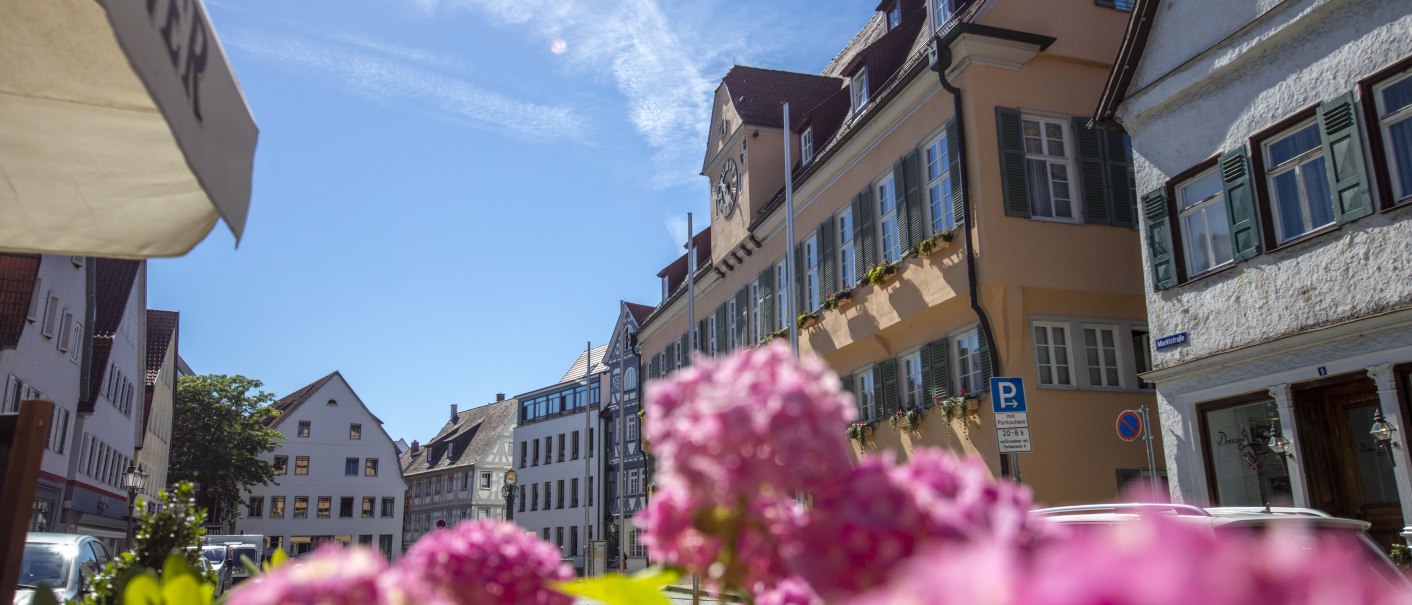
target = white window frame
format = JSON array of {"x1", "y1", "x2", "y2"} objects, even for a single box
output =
[
  {"x1": 26, "y1": 277, "x2": 41, "y2": 323},
  {"x1": 774, "y1": 257, "x2": 789, "y2": 332},
  {"x1": 851, "y1": 68, "x2": 869, "y2": 114},
  {"x1": 801, "y1": 128, "x2": 814, "y2": 165},
  {"x1": 707, "y1": 315, "x2": 717, "y2": 355},
  {"x1": 876, "y1": 173, "x2": 902, "y2": 264},
  {"x1": 69, "y1": 322, "x2": 82, "y2": 363},
  {"x1": 952, "y1": 327, "x2": 983, "y2": 396},
  {"x1": 932, "y1": 0, "x2": 953, "y2": 30},
  {"x1": 837, "y1": 207, "x2": 855, "y2": 288},
  {"x1": 923, "y1": 129, "x2": 957, "y2": 233},
  {"x1": 887, "y1": 2, "x2": 902, "y2": 29},
  {"x1": 1375, "y1": 70, "x2": 1412, "y2": 203},
  {"x1": 1021, "y1": 115, "x2": 1079, "y2": 222},
  {"x1": 41, "y1": 292, "x2": 59, "y2": 339},
  {"x1": 900, "y1": 350, "x2": 924, "y2": 409},
  {"x1": 1177, "y1": 168, "x2": 1235, "y2": 277},
  {"x1": 56, "y1": 309, "x2": 73, "y2": 352},
  {"x1": 1261, "y1": 119, "x2": 1334, "y2": 243},
  {"x1": 748, "y1": 281, "x2": 761, "y2": 344},
  {"x1": 854, "y1": 368, "x2": 878, "y2": 421},
  {"x1": 1032, "y1": 321, "x2": 1074, "y2": 388},
  {"x1": 1083, "y1": 324, "x2": 1124, "y2": 389},
  {"x1": 727, "y1": 298, "x2": 738, "y2": 348},
  {"x1": 804, "y1": 233, "x2": 820, "y2": 311},
  {"x1": 1130, "y1": 326, "x2": 1155, "y2": 390}
]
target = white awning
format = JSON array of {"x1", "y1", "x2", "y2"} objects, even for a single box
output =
[{"x1": 0, "y1": 0, "x2": 258, "y2": 258}]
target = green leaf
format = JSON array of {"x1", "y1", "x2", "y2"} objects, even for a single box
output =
[
  {"x1": 160, "y1": 573, "x2": 212, "y2": 605},
  {"x1": 162, "y1": 552, "x2": 193, "y2": 582},
  {"x1": 122, "y1": 574, "x2": 163, "y2": 605},
  {"x1": 30, "y1": 583, "x2": 61, "y2": 605},
  {"x1": 240, "y1": 554, "x2": 260, "y2": 577},
  {"x1": 552, "y1": 567, "x2": 682, "y2": 605},
  {"x1": 263, "y1": 547, "x2": 288, "y2": 571}
]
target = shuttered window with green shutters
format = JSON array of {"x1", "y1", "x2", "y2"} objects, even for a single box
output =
[
  {"x1": 735, "y1": 289, "x2": 750, "y2": 349},
  {"x1": 793, "y1": 242, "x2": 805, "y2": 319},
  {"x1": 1318, "y1": 92, "x2": 1374, "y2": 223},
  {"x1": 1142, "y1": 189, "x2": 1177, "y2": 290},
  {"x1": 1220, "y1": 148, "x2": 1262, "y2": 261},
  {"x1": 756, "y1": 266, "x2": 774, "y2": 343},
  {"x1": 922, "y1": 339, "x2": 950, "y2": 401},
  {"x1": 853, "y1": 188, "x2": 878, "y2": 282},
  {"x1": 996, "y1": 107, "x2": 1032, "y2": 218},
  {"x1": 953, "y1": 328, "x2": 985, "y2": 395},
  {"x1": 818, "y1": 218, "x2": 837, "y2": 298},
  {"x1": 923, "y1": 121, "x2": 961, "y2": 234},
  {"x1": 896, "y1": 149, "x2": 924, "y2": 252},
  {"x1": 876, "y1": 359, "x2": 900, "y2": 418},
  {"x1": 1072, "y1": 119, "x2": 1138, "y2": 227}
]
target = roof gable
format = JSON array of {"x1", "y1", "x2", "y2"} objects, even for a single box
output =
[
  {"x1": 266, "y1": 370, "x2": 341, "y2": 427},
  {"x1": 400, "y1": 398, "x2": 517, "y2": 475},
  {"x1": 84, "y1": 259, "x2": 141, "y2": 412},
  {"x1": 0, "y1": 254, "x2": 40, "y2": 349},
  {"x1": 144, "y1": 310, "x2": 178, "y2": 386}
]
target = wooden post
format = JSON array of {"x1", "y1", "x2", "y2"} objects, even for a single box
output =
[{"x1": 1, "y1": 399, "x2": 55, "y2": 605}]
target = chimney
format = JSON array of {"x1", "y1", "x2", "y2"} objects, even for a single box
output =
[
  {"x1": 411, "y1": 440, "x2": 420, "y2": 455},
  {"x1": 450, "y1": 403, "x2": 458, "y2": 422},
  {"x1": 496, "y1": 393, "x2": 505, "y2": 402}
]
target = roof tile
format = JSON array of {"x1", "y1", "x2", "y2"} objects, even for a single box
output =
[{"x1": 0, "y1": 254, "x2": 40, "y2": 349}]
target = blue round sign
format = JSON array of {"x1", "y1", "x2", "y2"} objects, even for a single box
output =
[{"x1": 1116, "y1": 410, "x2": 1142, "y2": 442}]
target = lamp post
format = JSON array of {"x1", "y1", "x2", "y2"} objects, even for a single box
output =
[
  {"x1": 1266, "y1": 431, "x2": 1292, "y2": 457},
  {"x1": 121, "y1": 464, "x2": 148, "y2": 550},
  {"x1": 501, "y1": 469, "x2": 517, "y2": 522},
  {"x1": 1371, "y1": 408, "x2": 1399, "y2": 466}
]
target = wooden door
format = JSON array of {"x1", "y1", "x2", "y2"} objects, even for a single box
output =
[{"x1": 1296, "y1": 378, "x2": 1404, "y2": 548}]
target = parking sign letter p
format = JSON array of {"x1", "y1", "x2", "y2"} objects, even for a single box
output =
[{"x1": 999, "y1": 382, "x2": 1019, "y2": 408}]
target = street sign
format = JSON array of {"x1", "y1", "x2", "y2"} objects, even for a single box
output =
[
  {"x1": 990, "y1": 377, "x2": 1026, "y2": 413},
  {"x1": 997, "y1": 427, "x2": 1032, "y2": 453},
  {"x1": 995, "y1": 412, "x2": 1029, "y2": 428},
  {"x1": 1116, "y1": 409, "x2": 1142, "y2": 442},
  {"x1": 1154, "y1": 332, "x2": 1188, "y2": 351}
]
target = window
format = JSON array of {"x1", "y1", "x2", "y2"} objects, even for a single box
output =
[
  {"x1": 626, "y1": 366, "x2": 638, "y2": 391},
  {"x1": 532, "y1": 439, "x2": 540, "y2": 466},
  {"x1": 294, "y1": 497, "x2": 309, "y2": 518},
  {"x1": 295, "y1": 456, "x2": 310, "y2": 475},
  {"x1": 41, "y1": 292, "x2": 58, "y2": 338},
  {"x1": 1259, "y1": 120, "x2": 1334, "y2": 243},
  {"x1": 349, "y1": 423, "x2": 362, "y2": 440},
  {"x1": 327, "y1": 398, "x2": 338, "y2": 406},
  {"x1": 627, "y1": 417, "x2": 639, "y2": 442},
  {"x1": 520, "y1": 441, "x2": 528, "y2": 468},
  {"x1": 1131, "y1": 328, "x2": 1154, "y2": 390},
  {"x1": 336, "y1": 497, "x2": 351, "y2": 518},
  {"x1": 1022, "y1": 117, "x2": 1077, "y2": 221},
  {"x1": 247, "y1": 496, "x2": 263, "y2": 518},
  {"x1": 381, "y1": 496, "x2": 395, "y2": 518},
  {"x1": 68, "y1": 322, "x2": 82, "y2": 363},
  {"x1": 365, "y1": 458, "x2": 379, "y2": 477},
  {"x1": 954, "y1": 329, "x2": 983, "y2": 395},
  {"x1": 558, "y1": 433, "x2": 566, "y2": 462},
  {"x1": 801, "y1": 128, "x2": 814, "y2": 165},
  {"x1": 837, "y1": 208, "x2": 855, "y2": 288},
  {"x1": 1375, "y1": 70, "x2": 1412, "y2": 203},
  {"x1": 317, "y1": 497, "x2": 332, "y2": 518},
  {"x1": 1084, "y1": 325, "x2": 1122, "y2": 388},
  {"x1": 480, "y1": 472, "x2": 491, "y2": 489},
  {"x1": 924, "y1": 131, "x2": 957, "y2": 232},
  {"x1": 1032, "y1": 323, "x2": 1073, "y2": 387},
  {"x1": 572, "y1": 431, "x2": 581, "y2": 460},
  {"x1": 707, "y1": 315, "x2": 717, "y2": 355},
  {"x1": 519, "y1": 486, "x2": 527, "y2": 512},
  {"x1": 588, "y1": 476, "x2": 594, "y2": 506},
  {"x1": 345, "y1": 457, "x2": 359, "y2": 476},
  {"x1": 557, "y1": 479, "x2": 566, "y2": 508},
  {"x1": 297, "y1": 421, "x2": 311, "y2": 438},
  {"x1": 571, "y1": 477, "x2": 580, "y2": 507},
  {"x1": 556, "y1": 527, "x2": 565, "y2": 554},
  {"x1": 1177, "y1": 168, "x2": 1235, "y2": 276},
  {"x1": 628, "y1": 469, "x2": 641, "y2": 495},
  {"x1": 630, "y1": 528, "x2": 647, "y2": 558},
  {"x1": 901, "y1": 351, "x2": 924, "y2": 409},
  {"x1": 271, "y1": 496, "x2": 286, "y2": 518},
  {"x1": 876, "y1": 173, "x2": 902, "y2": 263},
  {"x1": 854, "y1": 369, "x2": 878, "y2": 421},
  {"x1": 1202, "y1": 399, "x2": 1291, "y2": 506},
  {"x1": 56, "y1": 309, "x2": 73, "y2": 352},
  {"x1": 727, "y1": 298, "x2": 739, "y2": 350},
  {"x1": 1096, "y1": 0, "x2": 1135, "y2": 10},
  {"x1": 570, "y1": 526, "x2": 579, "y2": 558},
  {"x1": 932, "y1": 0, "x2": 954, "y2": 28},
  {"x1": 887, "y1": 2, "x2": 902, "y2": 29},
  {"x1": 25, "y1": 278, "x2": 41, "y2": 323},
  {"x1": 851, "y1": 68, "x2": 869, "y2": 113},
  {"x1": 774, "y1": 258, "x2": 789, "y2": 332},
  {"x1": 804, "y1": 233, "x2": 820, "y2": 310},
  {"x1": 362, "y1": 497, "x2": 375, "y2": 518}
]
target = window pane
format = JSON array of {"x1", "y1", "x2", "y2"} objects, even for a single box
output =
[
  {"x1": 1390, "y1": 118, "x2": 1412, "y2": 199},
  {"x1": 1179, "y1": 171, "x2": 1222, "y2": 211},
  {"x1": 1028, "y1": 159, "x2": 1053, "y2": 216},
  {"x1": 1265, "y1": 124, "x2": 1320, "y2": 167},
  {"x1": 1023, "y1": 120, "x2": 1042, "y2": 154},
  {"x1": 1381, "y1": 76, "x2": 1412, "y2": 116},
  {"x1": 1203, "y1": 401, "x2": 1291, "y2": 506},
  {"x1": 1301, "y1": 157, "x2": 1334, "y2": 228},
  {"x1": 1045, "y1": 122, "x2": 1065, "y2": 157}
]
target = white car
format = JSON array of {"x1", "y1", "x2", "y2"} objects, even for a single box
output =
[{"x1": 14, "y1": 533, "x2": 111, "y2": 605}]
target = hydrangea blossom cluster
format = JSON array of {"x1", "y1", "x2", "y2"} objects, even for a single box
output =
[
  {"x1": 642, "y1": 343, "x2": 856, "y2": 502},
  {"x1": 386, "y1": 519, "x2": 574, "y2": 605},
  {"x1": 227, "y1": 546, "x2": 388, "y2": 605}
]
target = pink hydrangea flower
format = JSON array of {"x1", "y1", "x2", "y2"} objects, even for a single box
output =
[
  {"x1": 755, "y1": 577, "x2": 824, "y2": 605},
  {"x1": 226, "y1": 545, "x2": 387, "y2": 605},
  {"x1": 643, "y1": 343, "x2": 856, "y2": 502},
  {"x1": 386, "y1": 519, "x2": 572, "y2": 605},
  {"x1": 787, "y1": 450, "x2": 1042, "y2": 600},
  {"x1": 637, "y1": 477, "x2": 803, "y2": 593}
]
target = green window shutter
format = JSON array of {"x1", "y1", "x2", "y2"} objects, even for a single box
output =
[
  {"x1": 793, "y1": 242, "x2": 805, "y2": 316},
  {"x1": 1220, "y1": 148, "x2": 1262, "y2": 261},
  {"x1": 919, "y1": 343, "x2": 935, "y2": 406},
  {"x1": 896, "y1": 149, "x2": 924, "y2": 251},
  {"x1": 1095, "y1": 0, "x2": 1116, "y2": 8},
  {"x1": 715, "y1": 305, "x2": 729, "y2": 353},
  {"x1": 947, "y1": 119, "x2": 965, "y2": 227},
  {"x1": 678, "y1": 335, "x2": 689, "y2": 368},
  {"x1": 1107, "y1": 131, "x2": 1138, "y2": 227},
  {"x1": 977, "y1": 328, "x2": 994, "y2": 389},
  {"x1": 879, "y1": 358, "x2": 899, "y2": 416},
  {"x1": 757, "y1": 266, "x2": 774, "y2": 342},
  {"x1": 929, "y1": 339, "x2": 951, "y2": 399},
  {"x1": 818, "y1": 218, "x2": 836, "y2": 297},
  {"x1": 840, "y1": 373, "x2": 855, "y2": 397},
  {"x1": 664, "y1": 343, "x2": 675, "y2": 373},
  {"x1": 735, "y1": 289, "x2": 749, "y2": 349},
  {"x1": 1073, "y1": 117, "x2": 1111, "y2": 225},
  {"x1": 1142, "y1": 188, "x2": 1177, "y2": 290},
  {"x1": 854, "y1": 187, "x2": 877, "y2": 280},
  {"x1": 996, "y1": 107, "x2": 1032, "y2": 218},
  {"x1": 698, "y1": 318, "x2": 709, "y2": 353},
  {"x1": 1319, "y1": 91, "x2": 1374, "y2": 224}
]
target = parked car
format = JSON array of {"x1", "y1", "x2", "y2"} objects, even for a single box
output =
[
  {"x1": 226, "y1": 543, "x2": 262, "y2": 585},
  {"x1": 194, "y1": 544, "x2": 233, "y2": 595},
  {"x1": 1034, "y1": 504, "x2": 1405, "y2": 583},
  {"x1": 14, "y1": 533, "x2": 111, "y2": 605}
]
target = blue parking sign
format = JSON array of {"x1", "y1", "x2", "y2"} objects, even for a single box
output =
[{"x1": 990, "y1": 377, "x2": 1026, "y2": 413}]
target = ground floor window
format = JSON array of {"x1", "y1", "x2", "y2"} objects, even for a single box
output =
[{"x1": 1202, "y1": 399, "x2": 1292, "y2": 506}]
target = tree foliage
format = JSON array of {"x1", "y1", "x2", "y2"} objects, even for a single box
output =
[
  {"x1": 169, "y1": 374, "x2": 283, "y2": 527},
  {"x1": 79, "y1": 483, "x2": 214, "y2": 605}
]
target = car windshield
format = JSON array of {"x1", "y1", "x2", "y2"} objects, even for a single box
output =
[
  {"x1": 201, "y1": 548, "x2": 225, "y2": 564},
  {"x1": 20, "y1": 543, "x2": 72, "y2": 588},
  {"x1": 231, "y1": 548, "x2": 257, "y2": 565}
]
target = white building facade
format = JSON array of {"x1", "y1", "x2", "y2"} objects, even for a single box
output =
[
  {"x1": 234, "y1": 371, "x2": 406, "y2": 560},
  {"x1": 511, "y1": 346, "x2": 608, "y2": 573},
  {"x1": 1098, "y1": 0, "x2": 1412, "y2": 546},
  {"x1": 401, "y1": 397, "x2": 517, "y2": 548}
]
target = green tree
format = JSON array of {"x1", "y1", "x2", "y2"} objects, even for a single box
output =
[{"x1": 169, "y1": 374, "x2": 283, "y2": 528}]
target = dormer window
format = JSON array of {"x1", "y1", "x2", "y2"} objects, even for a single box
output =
[
  {"x1": 801, "y1": 128, "x2": 814, "y2": 165},
  {"x1": 661, "y1": 275, "x2": 670, "y2": 301},
  {"x1": 932, "y1": 0, "x2": 954, "y2": 30},
  {"x1": 887, "y1": 2, "x2": 902, "y2": 29},
  {"x1": 851, "y1": 68, "x2": 870, "y2": 114}
]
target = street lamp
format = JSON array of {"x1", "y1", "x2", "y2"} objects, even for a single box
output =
[
  {"x1": 1266, "y1": 431, "x2": 1292, "y2": 457},
  {"x1": 501, "y1": 469, "x2": 517, "y2": 521},
  {"x1": 1370, "y1": 408, "x2": 1399, "y2": 466},
  {"x1": 121, "y1": 464, "x2": 148, "y2": 550}
]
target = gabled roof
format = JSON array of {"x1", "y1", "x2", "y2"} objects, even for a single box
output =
[
  {"x1": 625, "y1": 302, "x2": 655, "y2": 326},
  {"x1": 0, "y1": 254, "x2": 40, "y2": 350},
  {"x1": 144, "y1": 310, "x2": 178, "y2": 386},
  {"x1": 560, "y1": 344, "x2": 610, "y2": 383},
  {"x1": 1093, "y1": 0, "x2": 1160, "y2": 127},
  {"x1": 400, "y1": 398, "x2": 518, "y2": 476},
  {"x1": 720, "y1": 66, "x2": 843, "y2": 129},
  {"x1": 265, "y1": 370, "x2": 340, "y2": 427},
  {"x1": 84, "y1": 259, "x2": 141, "y2": 412}
]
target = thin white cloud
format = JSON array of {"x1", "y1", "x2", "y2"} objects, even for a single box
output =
[
  {"x1": 325, "y1": 32, "x2": 472, "y2": 73},
  {"x1": 410, "y1": 0, "x2": 733, "y2": 189},
  {"x1": 665, "y1": 216, "x2": 689, "y2": 250},
  {"x1": 222, "y1": 29, "x2": 584, "y2": 141}
]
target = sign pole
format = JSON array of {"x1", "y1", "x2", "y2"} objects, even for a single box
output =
[
  {"x1": 1141, "y1": 404, "x2": 1158, "y2": 500},
  {"x1": 1011, "y1": 453, "x2": 1022, "y2": 484}
]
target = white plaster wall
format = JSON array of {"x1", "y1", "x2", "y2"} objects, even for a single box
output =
[
  {"x1": 513, "y1": 406, "x2": 603, "y2": 565},
  {"x1": 235, "y1": 376, "x2": 406, "y2": 557},
  {"x1": 137, "y1": 332, "x2": 177, "y2": 496},
  {"x1": 1118, "y1": 0, "x2": 1412, "y2": 368}
]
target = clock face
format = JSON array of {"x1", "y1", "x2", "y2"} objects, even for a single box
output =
[{"x1": 716, "y1": 158, "x2": 740, "y2": 217}]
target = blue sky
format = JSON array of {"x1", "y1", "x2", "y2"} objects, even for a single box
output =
[{"x1": 150, "y1": 0, "x2": 870, "y2": 443}]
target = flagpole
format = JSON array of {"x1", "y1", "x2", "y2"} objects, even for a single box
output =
[{"x1": 782, "y1": 102, "x2": 798, "y2": 356}]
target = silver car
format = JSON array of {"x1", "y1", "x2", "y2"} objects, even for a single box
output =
[{"x1": 14, "y1": 533, "x2": 111, "y2": 605}]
